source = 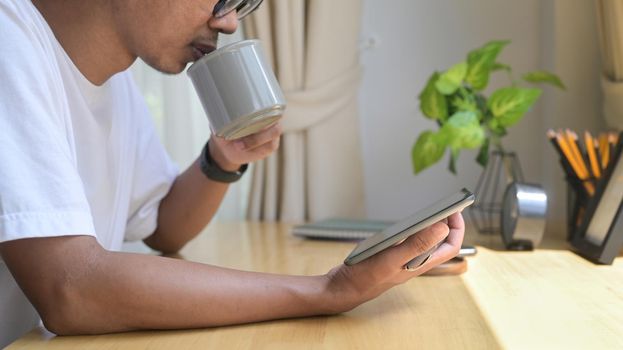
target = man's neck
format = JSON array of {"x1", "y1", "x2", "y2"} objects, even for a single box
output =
[{"x1": 32, "y1": 0, "x2": 136, "y2": 86}]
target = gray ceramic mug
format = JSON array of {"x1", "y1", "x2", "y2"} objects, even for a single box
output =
[{"x1": 187, "y1": 39, "x2": 286, "y2": 140}]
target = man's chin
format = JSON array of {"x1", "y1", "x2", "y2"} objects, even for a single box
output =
[
  {"x1": 160, "y1": 65, "x2": 187, "y2": 75},
  {"x1": 141, "y1": 58, "x2": 187, "y2": 75}
]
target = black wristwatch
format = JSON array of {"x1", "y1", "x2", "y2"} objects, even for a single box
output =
[{"x1": 199, "y1": 141, "x2": 248, "y2": 183}]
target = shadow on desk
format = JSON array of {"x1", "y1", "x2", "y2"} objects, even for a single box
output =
[
  {"x1": 465, "y1": 229, "x2": 623, "y2": 263},
  {"x1": 465, "y1": 229, "x2": 572, "y2": 252}
]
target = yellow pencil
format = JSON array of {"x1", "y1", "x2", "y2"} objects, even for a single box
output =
[
  {"x1": 556, "y1": 133, "x2": 595, "y2": 195},
  {"x1": 600, "y1": 133, "x2": 610, "y2": 169},
  {"x1": 609, "y1": 133, "x2": 618, "y2": 162},
  {"x1": 565, "y1": 130, "x2": 590, "y2": 180},
  {"x1": 584, "y1": 131, "x2": 601, "y2": 179}
]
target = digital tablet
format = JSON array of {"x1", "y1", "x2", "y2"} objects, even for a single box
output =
[{"x1": 344, "y1": 188, "x2": 475, "y2": 265}]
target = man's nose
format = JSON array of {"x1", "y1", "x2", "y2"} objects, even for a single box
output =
[{"x1": 208, "y1": 9, "x2": 239, "y2": 34}]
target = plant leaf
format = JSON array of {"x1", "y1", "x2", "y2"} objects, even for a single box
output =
[
  {"x1": 465, "y1": 40, "x2": 510, "y2": 90},
  {"x1": 522, "y1": 71, "x2": 566, "y2": 90},
  {"x1": 492, "y1": 62, "x2": 512, "y2": 72},
  {"x1": 487, "y1": 87, "x2": 542, "y2": 128},
  {"x1": 474, "y1": 94, "x2": 488, "y2": 122},
  {"x1": 476, "y1": 138, "x2": 490, "y2": 167},
  {"x1": 435, "y1": 62, "x2": 468, "y2": 95},
  {"x1": 412, "y1": 131, "x2": 447, "y2": 174},
  {"x1": 419, "y1": 72, "x2": 449, "y2": 121},
  {"x1": 439, "y1": 111, "x2": 486, "y2": 150},
  {"x1": 487, "y1": 119, "x2": 507, "y2": 137},
  {"x1": 451, "y1": 92, "x2": 478, "y2": 114}
]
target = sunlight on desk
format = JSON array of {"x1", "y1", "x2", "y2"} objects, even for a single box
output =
[{"x1": 7, "y1": 222, "x2": 623, "y2": 350}]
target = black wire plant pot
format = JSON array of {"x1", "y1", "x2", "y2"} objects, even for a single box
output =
[{"x1": 468, "y1": 150, "x2": 524, "y2": 234}]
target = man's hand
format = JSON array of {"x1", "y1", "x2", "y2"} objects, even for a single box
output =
[
  {"x1": 322, "y1": 212, "x2": 465, "y2": 313},
  {"x1": 146, "y1": 122, "x2": 282, "y2": 253},
  {"x1": 209, "y1": 122, "x2": 282, "y2": 172}
]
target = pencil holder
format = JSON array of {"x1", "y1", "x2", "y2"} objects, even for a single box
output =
[
  {"x1": 550, "y1": 130, "x2": 623, "y2": 264},
  {"x1": 566, "y1": 179, "x2": 588, "y2": 241},
  {"x1": 565, "y1": 171, "x2": 601, "y2": 241}
]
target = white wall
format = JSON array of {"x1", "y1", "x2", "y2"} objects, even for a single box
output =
[{"x1": 358, "y1": 0, "x2": 603, "y2": 237}]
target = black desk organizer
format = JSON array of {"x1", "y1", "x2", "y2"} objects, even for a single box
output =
[{"x1": 566, "y1": 133, "x2": 623, "y2": 264}]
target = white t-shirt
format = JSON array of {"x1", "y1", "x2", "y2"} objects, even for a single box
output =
[{"x1": 0, "y1": 0, "x2": 179, "y2": 346}]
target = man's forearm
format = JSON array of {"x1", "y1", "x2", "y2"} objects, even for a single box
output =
[
  {"x1": 147, "y1": 128, "x2": 281, "y2": 253},
  {"x1": 145, "y1": 158, "x2": 229, "y2": 253},
  {"x1": 2, "y1": 215, "x2": 466, "y2": 336},
  {"x1": 52, "y1": 249, "x2": 334, "y2": 334}
]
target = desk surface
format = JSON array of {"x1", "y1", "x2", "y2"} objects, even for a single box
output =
[{"x1": 8, "y1": 222, "x2": 623, "y2": 350}]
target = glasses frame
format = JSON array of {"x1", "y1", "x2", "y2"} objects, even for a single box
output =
[{"x1": 213, "y1": 0, "x2": 264, "y2": 20}]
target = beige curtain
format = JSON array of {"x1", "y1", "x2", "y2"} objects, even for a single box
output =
[
  {"x1": 243, "y1": 0, "x2": 365, "y2": 222},
  {"x1": 596, "y1": 0, "x2": 623, "y2": 129}
]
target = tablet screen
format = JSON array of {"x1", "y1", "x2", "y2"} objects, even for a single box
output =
[{"x1": 345, "y1": 188, "x2": 474, "y2": 265}]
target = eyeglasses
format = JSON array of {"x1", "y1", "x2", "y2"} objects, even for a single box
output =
[{"x1": 213, "y1": 0, "x2": 264, "y2": 20}]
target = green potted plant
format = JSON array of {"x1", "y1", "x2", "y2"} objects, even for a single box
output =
[{"x1": 412, "y1": 40, "x2": 565, "y2": 175}]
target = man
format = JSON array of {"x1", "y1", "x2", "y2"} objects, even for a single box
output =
[{"x1": 0, "y1": 0, "x2": 465, "y2": 346}]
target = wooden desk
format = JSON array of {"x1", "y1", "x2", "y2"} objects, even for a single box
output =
[{"x1": 8, "y1": 222, "x2": 623, "y2": 349}]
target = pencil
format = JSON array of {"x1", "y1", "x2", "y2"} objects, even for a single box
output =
[
  {"x1": 599, "y1": 133, "x2": 610, "y2": 170},
  {"x1": 547, "y1": 129, "x2": 576, "y2": 178},
  {"x1": 584, "y1": 131, "x2": 601, "y2": 179},
  {"x1": 576, "y1": 131, "x2": 591, "y2": 175},
  {"x1": 556, "y1": 133, "x2": 595, "y2": 195},
  {"x1": 609, "y1": 133, "x2": 617, "y2": 163},
  {"x1": 594, "y1": 136, "x2": 603, "y2": 173},
  {"x1": 565, "y1": 130, "x2": 591, "y2": 180}
]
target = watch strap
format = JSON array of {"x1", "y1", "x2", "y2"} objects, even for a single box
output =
[{"x1": 200, "y1": 141, "x2": 248, "y2": 183}]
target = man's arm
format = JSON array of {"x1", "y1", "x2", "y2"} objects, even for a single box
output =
[
  {"x1": 0, "y1": 235, "x2": 329, "y2": 334},
  {"x1": 144, "y1": 124, "x2": 282, "y2": 253},
  {"x1": 0, "y1": 214, "x2": 464, "y2": 335}
]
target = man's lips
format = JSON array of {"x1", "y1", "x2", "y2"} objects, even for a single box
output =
[{"x1": 191, "y1": 43, "x2": 217, "y2": 61}]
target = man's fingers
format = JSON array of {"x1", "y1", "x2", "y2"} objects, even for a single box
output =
[
  {"x1": 236, "y1": 122, "x2": 282, "y2": 151},
  {"x1": 236, "y1": 135, "x2": 280, "y2": 160},
  {"x1": 252, "y1": 136, "x2": 280, "y2": 158},
  {"x1": 386, "y1": 222, "x2": 449, "y2": 267},
  {"x1": 443, "y1": 212, "x2": 464, "y2": 249},
  {"x1": 446, "y1": 212, "x2": 464, "y2": 232},
  {"x1": 208, "y1": 122, "x2": 282, "y2": 166},
  {"x1": 423, "y1": 213, "x2": 465, "y2": 267}
]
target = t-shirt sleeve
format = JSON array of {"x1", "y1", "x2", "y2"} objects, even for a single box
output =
[
  {"x1": 0, "y1": 6, "x2": 95, "y2": 242},
  {"x1": 124, "y1": 78, "x2": 179, "y2": 242}
]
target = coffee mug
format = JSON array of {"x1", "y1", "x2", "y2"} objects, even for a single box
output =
[{"x1": 187, "y1": 39, "x2": 286, "y2": 140}]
